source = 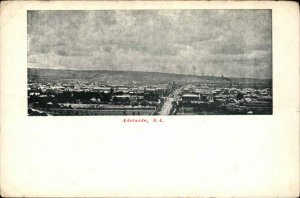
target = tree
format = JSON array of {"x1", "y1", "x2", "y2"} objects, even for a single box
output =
[{"x1": 236, "y1": 93, "x2": 244, "y2": 100}]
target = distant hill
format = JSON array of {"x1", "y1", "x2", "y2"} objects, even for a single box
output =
[{"x1": 28, "y1": 68, "x2": 271, "y2": 84}]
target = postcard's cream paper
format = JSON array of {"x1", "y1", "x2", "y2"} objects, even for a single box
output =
[{"x1": 1, "y1": 1, "x2": 299, "y2": 197}]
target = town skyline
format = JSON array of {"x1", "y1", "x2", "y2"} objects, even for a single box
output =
[{"x1": 28, "y1": 67, "x2": 272, "y2": 80}]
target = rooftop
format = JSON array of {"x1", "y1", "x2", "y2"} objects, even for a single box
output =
[{"x1": 182, "y1": 94, "x2": 199, "y2": 97}]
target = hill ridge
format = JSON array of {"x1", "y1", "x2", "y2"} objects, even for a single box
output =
[{"x1": 28, "y1": 68, "x2": 271, "y2": 83}]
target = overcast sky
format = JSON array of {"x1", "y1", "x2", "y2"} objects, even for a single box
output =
[{"x1": 28, "y1": 10, "x2": 272, "y2": 79}]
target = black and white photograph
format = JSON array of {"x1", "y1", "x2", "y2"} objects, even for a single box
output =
[
  {"x1": 27, "y1": 10, "x2": 272, "y2": 116},
  {"x1": 2, "y1": 1, "x2": 299, "y2": 197}
]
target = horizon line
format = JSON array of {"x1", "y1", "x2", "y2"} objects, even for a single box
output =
[{"x1": 27, "y1": 67, "x2": 272, "y2": 80}]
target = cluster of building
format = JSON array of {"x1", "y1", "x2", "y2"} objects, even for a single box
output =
[
  {"x1": 28, "y1": 80, "x2": 172, "y2": 105},
  {"x1": 176, "y1": 84, "x2": 272, "y2": 114},
  {"x1": 28, "y1": 78, "x2": 273, "y2": 115}
]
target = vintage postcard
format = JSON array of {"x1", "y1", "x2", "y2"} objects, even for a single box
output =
[{"x1": 1, "y1": 1, "x2": 299, "y2": 197}]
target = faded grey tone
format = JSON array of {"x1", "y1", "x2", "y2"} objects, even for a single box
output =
[{"x1": 28, "y1": 10, "x2": 272, "y2": 79}]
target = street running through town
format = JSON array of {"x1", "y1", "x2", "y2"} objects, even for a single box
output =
[{"x1": 158, "y1": 86, "x2": 185, "y2": 115}]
